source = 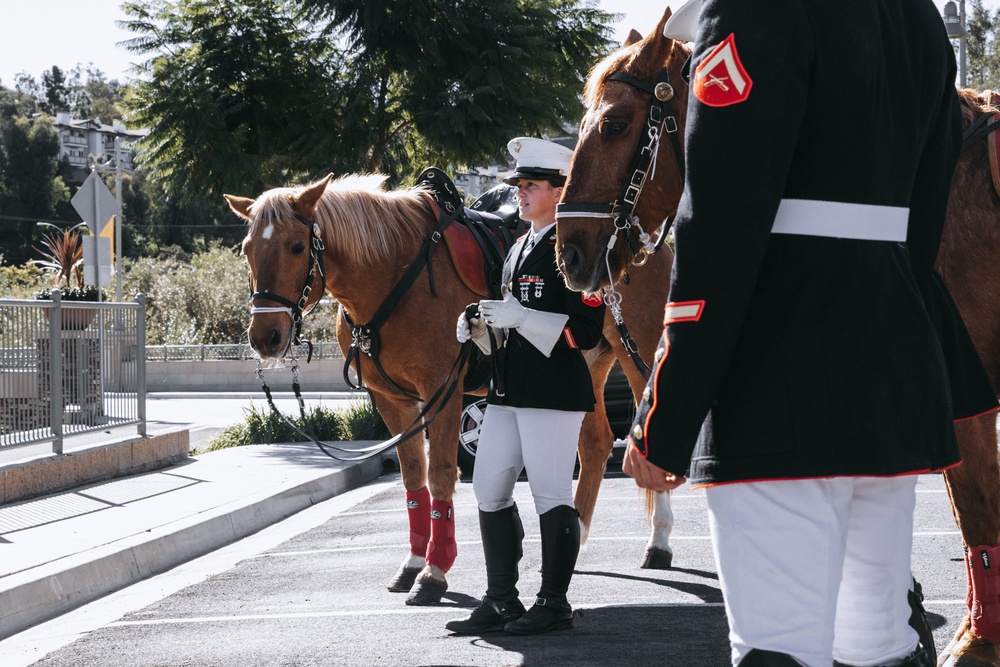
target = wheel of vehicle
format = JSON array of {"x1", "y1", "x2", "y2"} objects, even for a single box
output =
[{"x1": 458, "y1": 397, "x2": 487, "y2": 477}]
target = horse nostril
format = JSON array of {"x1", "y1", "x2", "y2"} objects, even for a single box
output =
[
  {"x1": 269, "y1": 328, "x2": 283, "y2": 351},
  {"x1": 561, "y1": 244, "x2": 581, "y2": 278}
]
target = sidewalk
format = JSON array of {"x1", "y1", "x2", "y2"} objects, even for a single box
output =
[{"x1": 0, "y1": 437, "x2": 390, "y2": 641}]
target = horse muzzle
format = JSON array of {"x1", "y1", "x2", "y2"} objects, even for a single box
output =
[
  {"x1": 557, "y1": 235, "x2": 617, "y2": 294},
  {"x1": 248, "y1": 312, "x2": 294, "y2": 360}
]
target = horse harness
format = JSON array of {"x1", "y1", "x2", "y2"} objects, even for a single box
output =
[
  {"x1": 555, "y1": 67, "x2": 686, "y2": 379},
  {"x1": 249, "y1": 212, "x2": 326, "y2": 357},
  {"x1": 962, "y1": 90, "x2": 1000, "y2": 197},
  {"x1": 254, "y1": 169, "x2": 518, "y2": 461}
]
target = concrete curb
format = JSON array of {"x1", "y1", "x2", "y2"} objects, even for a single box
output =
[{"x1": 0, "y1": 453, "x2": 384, "y2": 640}]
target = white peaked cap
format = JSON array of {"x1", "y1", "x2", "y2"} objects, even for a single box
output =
[
  {"x1": 503, "y1": 137, "x2": 574, "y2": 185},
  {"x1": 663, "y1": 0, "x2": 702, "y2": 43}
]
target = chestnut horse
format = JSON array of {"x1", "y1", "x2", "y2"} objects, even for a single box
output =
[
  {"x1": 224, "y1": 172, "x2": 673, "y2": 607},
  {"x1": 556, "y1": 6, "x2": 1000, "y2": 665}
]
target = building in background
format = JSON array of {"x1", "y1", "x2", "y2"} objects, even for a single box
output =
[{"x1": 53, "y1": 111, "x2": 147, "y2": 184}]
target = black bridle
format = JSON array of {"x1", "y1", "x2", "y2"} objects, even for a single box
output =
[
  {"x1": 556, "y1": 67, "x2": 686, "y2": 380},
  {"x1": 249, "y1": 212, "x2": 326, "y2": 356},
  {"x1": 555, "y1": 67, "x2": 685, "y2": 266}
]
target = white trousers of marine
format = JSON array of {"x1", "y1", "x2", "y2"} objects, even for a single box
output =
[
  {"x1": 473, "y1": 404, "x2": 584, "y2": 515},
  {"x1": 707, "y1": 476, "x2": 919, "y2": 667}
]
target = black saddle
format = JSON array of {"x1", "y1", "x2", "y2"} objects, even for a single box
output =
[
  {"x1": 471, "y1": 184, "x2": 529, "y2": 239},
  {"x1": 415, "y1": 167, "x2": 520, "y2": 297}
]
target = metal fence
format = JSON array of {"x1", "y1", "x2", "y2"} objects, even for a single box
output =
[
  {"x1": 0, "y1": 292, "x2": 146, "y2": 453},
  {"x1": 144, "y1": 340, "x2": 343, "y2": 362}
]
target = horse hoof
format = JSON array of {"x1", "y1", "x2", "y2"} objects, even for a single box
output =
[
  {"x1": 641, "y1": 546, "x2": 673, "y2": 570},
  {"x1": 405, "y1": 577, "x2": 448, "y2": 605},
  {"x1": 939, "y1": 621, "x2": 1000, "y2": 667},
  {"x1": 387, "y1": 566, "x2": 421, "y2": 593}
]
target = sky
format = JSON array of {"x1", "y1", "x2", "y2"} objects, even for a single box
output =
[{"x1": 0, "y1": 0, "x2": 994, "y2": 87}]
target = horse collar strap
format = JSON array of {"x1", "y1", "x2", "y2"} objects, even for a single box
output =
[{"x1": 341, "y1": 204, "x2": 462, "y2": 400}]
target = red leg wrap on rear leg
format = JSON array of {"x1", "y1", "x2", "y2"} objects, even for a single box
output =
[
  {"x1": 406, "y1": 487, "x2": 431, "y2": 556},
  {"x1": 967, "y1": 543, "x2": 1000, "y2": 641},
  {"x1": 426, "y1": 499, "x2": 457, "y2": 572}
]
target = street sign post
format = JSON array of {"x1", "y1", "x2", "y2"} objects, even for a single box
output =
[{"x1": 71, "y1": 171, "x2": 117, "y2": 234}]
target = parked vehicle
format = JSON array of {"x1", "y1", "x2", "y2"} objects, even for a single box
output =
[{"x1": 457, "y1": 361, "x2": 636, "y2": 476}]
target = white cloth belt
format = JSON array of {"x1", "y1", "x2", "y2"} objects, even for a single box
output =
[{"x1": 770, "y1": 199, "x2": 909, "y2": 242}]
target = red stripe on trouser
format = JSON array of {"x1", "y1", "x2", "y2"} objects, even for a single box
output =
[
  {"x1": 967, "y1": 543, "x2": 1000, "y2": 641},
  {"x1": 426, "y1": 499, "x2": 457, "y2": 572},
  {"x1": 406, "y1": 487, "x2": 431, "y2": 556}
]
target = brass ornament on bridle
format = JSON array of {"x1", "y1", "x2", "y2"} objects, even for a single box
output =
[{"x1": 655, "y1": 82, "x2": 674, "y2": 102}]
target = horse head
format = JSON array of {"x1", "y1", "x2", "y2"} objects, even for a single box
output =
[
  {"x1": 226, "y1": 175, "x2": 332, "y2": 360},
  {"x1": 557, "y1": 6, "x2": 690, "y2": 292}
]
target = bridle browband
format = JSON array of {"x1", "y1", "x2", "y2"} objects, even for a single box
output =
[
  {"x1": 555, "y1": 67, "x2": 685, "y2": 266},
  {"x1": 555, "y1": 66, "x2": 686, "y2": 380},
  {"x1": 249, "y1": 212, "x2": 326, "y2": 355}
]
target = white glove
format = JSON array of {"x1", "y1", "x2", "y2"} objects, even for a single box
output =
[
  {"x1": 480, "y1": 297, "x2": 568, "y2": 358},
  {"x1": 479, "y1": 298, "x2": 527, "y2": 330},
  {"x1": 456, "y1": 310, "x2": 493, "y2": 355}
]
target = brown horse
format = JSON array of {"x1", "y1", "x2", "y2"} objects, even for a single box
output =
[
  {"x1": 224, "y1": 171, "x2": 671, "y2": 607},
  {"x1": 557, "y1": 6, "x2": 1000, "y2": 665}
]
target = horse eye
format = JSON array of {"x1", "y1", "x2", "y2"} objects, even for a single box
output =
[
  {"x1": 602, "y1": 120, "x2": 628, "y2": 137},
  {"x1": 291, "y1": 242, "x2": 306, "y2": 255}
]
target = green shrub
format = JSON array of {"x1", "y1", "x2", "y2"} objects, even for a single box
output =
[
  {"x1": 0, "y1": 261, "x2": 46, "y2": 299},
  {"x1": 339, "y1": 399, "x2": 392, "y2": 441},
  {"x1": 202, "y1": 399, "x2": 389, "y2": 453}
]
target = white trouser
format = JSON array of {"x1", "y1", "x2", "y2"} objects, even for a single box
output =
[
  {"x1": 706, "y1": 476, "x2": 919, "y2": 667},
  {"x1": 473, "y1": 404, "x2": 584, "y2": 515}
]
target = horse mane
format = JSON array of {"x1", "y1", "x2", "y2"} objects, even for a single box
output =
[
  {"x1": 247, "y1": 174, "x2": 434, "y2": 265},
  {"x1": 956, "y1": 87, "x2": 1000, "y2": 131},
  {"x1": 583, "y1": 35, "x2": 691, "y2": 109}
]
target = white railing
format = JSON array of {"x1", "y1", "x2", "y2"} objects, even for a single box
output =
[{"x1": 0, "y1": 292, "x2": 146, "y2": 453}]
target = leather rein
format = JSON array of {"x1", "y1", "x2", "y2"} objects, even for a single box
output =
[
  {"x1": 555, "y1": 67, "x2": 686, "y2": 379},
  {"x1": 251, "y1": 204, "x2": 470, "y2": 462}
]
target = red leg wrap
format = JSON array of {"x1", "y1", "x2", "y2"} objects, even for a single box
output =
[
  {"x1": 967, "y1": 543, "x2": 1000, "y2": 641},
  {"x1": 425, "y1": 499, "x2": 457, "y2": 573},
  {"x1": 405, "y1": 487, "x2": 431, "y2": 557}
]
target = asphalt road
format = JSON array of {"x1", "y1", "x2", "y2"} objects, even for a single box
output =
[{"x1": 2, "y1": 466, "x2": 969, "y2": 666}]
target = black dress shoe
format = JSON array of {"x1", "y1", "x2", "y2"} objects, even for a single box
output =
[
  {"x1": 445, "y1": 597, "x2": 526, "y2": 634},
  {"x1": 503, "y1": 596, "x2": 573, "y2": 635}
]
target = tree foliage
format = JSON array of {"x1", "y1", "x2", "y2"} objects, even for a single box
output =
[
  {"x1": 121, "y1": 0, "x2": 348, "y2": 198},
  {"x1": 966, "y1": 0, "x2": 1000, "y2": 90},
  {"x1": 0, "y1": 99, "x2": 69, "y2": 237},
  {"x1": 120, "y1": 0, "x2": 615, "y2": 199}
]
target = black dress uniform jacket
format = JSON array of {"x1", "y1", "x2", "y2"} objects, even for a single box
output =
[
  {"x1": 630, "y1": 0, "x2": 998, "y2": 485},
  {"x1": 488, "y1": 227, "x2": 606, "y2": 412}
]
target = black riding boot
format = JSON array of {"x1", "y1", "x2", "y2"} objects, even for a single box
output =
[
  {"x1": 907, "y1": 577, "x2": 936, "y2": 661},
  {"x1": 739, "y1": 650, "x2": 803, "y2": 666},
  {"x1": 833, "y1": 577, "x2": 936, "y2": 667},
  {"x1": 504, "y1": 505, "x2": 579, "y2": 635},
  {"x1": 445, "y1": 504, "x2": 526, "y2": 634}
]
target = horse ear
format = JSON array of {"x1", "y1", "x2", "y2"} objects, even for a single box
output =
[
  {"x1": 624, "y1": 29, "x2": 643, "y2": 47},
  {"x1": 655, "y1": 6, "x2": 674, "y2": 43},
  {"x1": 295, "y1": 174, "x2": 333, "y2": 216},
  {"x1": 224, "y1": 194, "x2": 254, "y2": 221}
]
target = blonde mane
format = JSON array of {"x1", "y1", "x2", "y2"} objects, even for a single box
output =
[{"x1": 247, "y1": 174, "x2": 434, "y2": 265}]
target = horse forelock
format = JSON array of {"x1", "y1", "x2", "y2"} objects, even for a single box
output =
[{"x1": 583, "y1": 37, "x2": 691, "y2": 110}]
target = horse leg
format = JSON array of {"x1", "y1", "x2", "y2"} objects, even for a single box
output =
[
  {"x1": 639, "y1": 489, "x2": 675, "y2": 570},
  {"x1": 575, "y1": 345, "x2": 617, "y2": 544},
  {"x1": 612, "y1": 336, "x2": 676, "y2": 570},
  {"x1": 405, "y1": 393, "x2": 463, "y2": 606},
  {"x1": 378, "y1": 396, "x2": 431, "y2": 595},
  {"x1": 940, "y1": 412, "x2": 1000, "y2": 667}
]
